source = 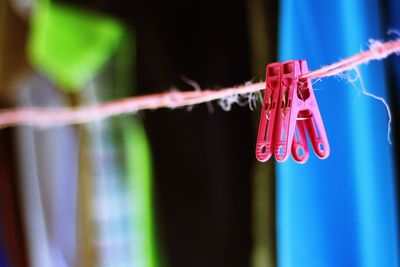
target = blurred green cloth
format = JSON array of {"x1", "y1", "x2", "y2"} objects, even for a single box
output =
[{"x1": 29, "y1": 0, "x2": 124, "y2": 91}]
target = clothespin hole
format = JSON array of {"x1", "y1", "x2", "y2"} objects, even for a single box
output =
[
  {"x1": 297, "y1": 147, "x2": 304, "y2": 157},
  {"x1": 261, "y1": 145, "x2": 267, "y2": 154},
  {"x1": 318, "y1": 143, "x2": 325, "y2": 152},
  {"x1": 278, "y1": 146, "x2": 284, "y2": 155}
]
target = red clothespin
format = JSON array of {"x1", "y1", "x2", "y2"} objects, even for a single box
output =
[{"x1": 255, "y1": 60, "x2": 330, "y2": 163}]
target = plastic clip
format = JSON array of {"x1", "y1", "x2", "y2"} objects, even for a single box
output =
[{"x1": 255, "y1": 60, "x2": 330, "y2": 163}]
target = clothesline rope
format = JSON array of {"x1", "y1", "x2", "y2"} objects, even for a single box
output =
[{"x1": 0, "y1": 39, "x2": 399, "y2": 128}]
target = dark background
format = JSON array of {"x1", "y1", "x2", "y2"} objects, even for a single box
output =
[{"x1": 52, "y1": 0, "x2": 278, "y2": 266}]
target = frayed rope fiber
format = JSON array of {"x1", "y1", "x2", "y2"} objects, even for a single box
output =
[{"x1": 1, "y1": 39, "x2": 400, "y2": 129}]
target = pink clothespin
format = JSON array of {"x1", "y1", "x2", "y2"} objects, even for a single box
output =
[{"x1": 255, "y1": 60, "x2": 330, "y2": 163}]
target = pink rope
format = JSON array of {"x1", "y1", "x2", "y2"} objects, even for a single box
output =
[
  {"x1": 300, "y1": 39, "x2": 400, "y2": 79},
  {"x1": 0, "y1": 83, "x2": 264, "y2": 128},
  {"x1": 1, "y1": 39, "x2": 400, "y2": 128}
]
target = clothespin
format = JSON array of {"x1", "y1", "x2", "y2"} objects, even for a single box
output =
[{"x1": 255, "y1": 60, "x2": 330, "y2": 163}]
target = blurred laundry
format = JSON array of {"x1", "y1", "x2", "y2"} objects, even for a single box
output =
[{"x1": 0, "y1": 0, "x2": 398, "y2": 267}]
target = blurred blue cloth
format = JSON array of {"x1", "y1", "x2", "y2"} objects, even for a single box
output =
[
  {"x1": 0, "y1": 238, "x2": 8, "y2": 267},
  {"x1": 388, "y1": 0, "x2": 400, "y2": 105},
  {"x1": 278, "y1": 1, "x2": 399, "y2": 267}
]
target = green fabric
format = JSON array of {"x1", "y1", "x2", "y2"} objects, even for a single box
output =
[
  {"x1": 29, "y1": 2, "x2": 124, "y2": 91},
  {"x1": 124, "y1": 119, "x2": 159, "y2": 267},
  {"x1": 114, "y1": 33, "x2": 160, "y2": 267},
  {"x1": 29, "y1": 2, "x2": 160, "y2": 263}
]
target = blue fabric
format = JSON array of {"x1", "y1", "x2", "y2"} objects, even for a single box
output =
[
  {"x1": 277, "y1": 1, "x2": 399, "y2": 267},
  {"x1": 0, "y1": 250, "x2": 8, "y2": 267},
  {"x1": 0, "y1": 234, "x2": 9, "y2": 267},
  {"x1": 388, "y1": 0, "x2": 400, "y2": 105}
]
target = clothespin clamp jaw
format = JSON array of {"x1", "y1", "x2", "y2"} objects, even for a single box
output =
[
  {"x1": 255, "y1": 63, "x2": 281, "y2": 162},
  {"x1": 256, "y1": 60, "x2": 330, "y2": 163}
]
